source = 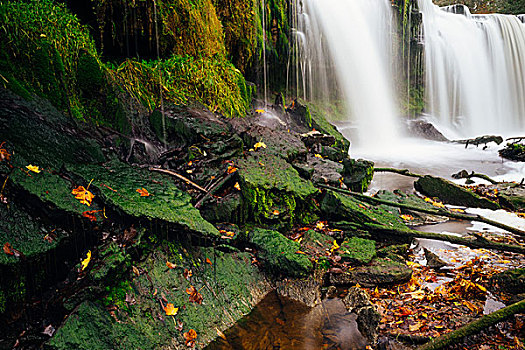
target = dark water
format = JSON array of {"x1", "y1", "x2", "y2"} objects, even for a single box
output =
[{"x1": 206, "y1": 291, "x2": 367, "y2": 350}]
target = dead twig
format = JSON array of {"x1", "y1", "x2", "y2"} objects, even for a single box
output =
[{"x1": 149, "y1": 167, "x2": 207, "y2": 193}]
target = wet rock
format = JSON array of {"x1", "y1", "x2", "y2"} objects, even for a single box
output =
[
  {"x1": 249, "y1": 228, "x2": 313, "y2": 278},
  {"x1": 329, "y1": 258, "x2": 412, "y2": 287},
  {"x1": 68, "y1": 159, "x2": 219, "y2": 238},
  {"x1": 237, "y1": 153, "x2": 318, "y2": 229},
  {"x1": 342, "y1": 286, "x2": 380, "y2": 343},
  {"x1": 497, "y1": 183, "x2": 525, "y2": 211},
  {"x1": 424, "y1": 248, "x2": 448, "y2": 270},
  {"x1": 489, "y1": 268, "x2": 525, "y2": 296},
  {"x1": 339, "y1": 237, "x2": 376, "y2": 265},
  {"x1": 301, "y1": 130, "x2": 337, "y2": 148},
  {"x1": 321, "y1": 190, "x2": 408, "y2": 231},
  {"x1": 342, "y1": 158, "x2": 375, "y2": 193},
  {"x1": 377, "y1": 244, "x2": 409, "y2": 261},
  {"x1": 292, "y1": 161, "x2": 314, "y2": 180},
  {"x1": 375, "y1": 190, "x2": 448, "y2": 225},
  {"x1": 275, "y1": 277, "x2": 321, "y2": 307},
  {"x1": 305, "y1": 154, "x2": 344, "y2": 187},
  {"x1": 326, "y1": 286, "x2": 338, "y2": 299},
  {"x1": 414, "y1": 175, "x2": 500, "y2": 209},
  {"x1": 499, "y1": 142, "x2": 525, "y2": 162},
  {"x1": 243, "y1": 124, "x2": 307, "y2": 163},
  {"x1": 407, "y1": 120, "x2": 448, "y2": 141},
  {"x1": 200, "y1": 192, "x2": 242, "y2": 223}
]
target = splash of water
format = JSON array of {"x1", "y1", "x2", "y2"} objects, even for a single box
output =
[
  {"x1": 419, "y1": 0, "x2": 525, "y2": 137},
  {"x1": 300, "y1": 0, "x2": 399, "y2": 147}
]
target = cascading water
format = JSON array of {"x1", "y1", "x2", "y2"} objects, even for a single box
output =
[
  {"x1": 419, "y1": 0, "x2": 525, "y2": 137},
  {"x1": 300, "y1": 0, "x2": 399, "y2": 147}
]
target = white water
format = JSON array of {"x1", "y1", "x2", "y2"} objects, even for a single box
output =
[
  {"x1": 419, "y1": 0, "x2": 525, "y2": 137},
  {"x1": 302, "y1": 0, "x2": 399, "y2": 148}
]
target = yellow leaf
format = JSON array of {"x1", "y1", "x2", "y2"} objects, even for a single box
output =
[
  {"x1": 400, "y1": 214, "x2": 414, "y2": 221},
  {"x1": 164, "y1": 303, "x2": 179, "y2": 316},
  {"x1": 166, "y1": 261, "x2": 177, "y2": 269},
  {"x1": 81, "y1": 250, "x2": 91, "y2": 270},
  {"x1": 330, "y1": 240, "x2": 340, "y2": 253},
  {"x1": 314, "y1": 154, "x2": 323, "y2": 158},
  {"x1": 227, "y1": 166, "x2": 237, "y2": 174},
  {"x1": 316, "y1": 222, "x2": 326, "y2": 230},
  {"x1": 255, "y1": 109, "x2": 265, "y2": 114},
  {"x1": 72, "y1": 186, "x2": 95, "y2": 206},
  {"x1": 26, "y1": 164, "x2": 41, "y2": 173},
  {"x1": 234, "y1": 182, "x2": 241, "y2": 191},
  {"x1": 253, "y1": 141, "x2": 267, "y2": 150}
]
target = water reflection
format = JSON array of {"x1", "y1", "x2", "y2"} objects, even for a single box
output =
[{"x1": 206, "y1": 291, "x2": 367, "y2": 350}]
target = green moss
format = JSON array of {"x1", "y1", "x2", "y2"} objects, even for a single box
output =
[
  {"x1": 339, "y1": 237, "x2": 376, "y2": 265},
  {"x1": 76, "y1": 51, "x2": 104, "y2": 98},
  {"x1": 321, "y1": 190, "x2": 408, "y2": 231},
  {"x1": 67, "y1": 160, "x2": 219, "y2": 238},
  {"x1": 237, "y1": 154, "x2": 318, "y2": 229},
  {"x1": 308, "y1": 103, "x2": 351, "y2": 154},
  {"x1": 249, "y1": 228, "x2": 313, "y2": 277}
]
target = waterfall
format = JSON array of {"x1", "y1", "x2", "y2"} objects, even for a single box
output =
[
  {"x1": 300, "y1": 0, "x2": 399, "y2": 147},
  {"x1": 419, "y1": 0, "x2": 525, "y2": 137}
]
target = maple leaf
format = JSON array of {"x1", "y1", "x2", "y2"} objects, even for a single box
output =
[
  {"x1": 81, "y1": 250, "x2": 91, "y2": 270},
  {"x1": 3, "y1": 242, "x2": 14, "y2": 255},
  {"x1": 233, "y1": 182, "x2": 241, "y2": 191},
  {"x1": 166, "y1": 261, "x2": 177, "y2": 269},
  {"x1": 316, "y1": 221, "x2": 326, "y2": 230},
  {"x1": 255, "y1": 109, "x2": 265, "y2": 114},
  {"x1": 163, "y1": 303, "x2": 179, "y2": 316},
  {"x1": 330, "y1": 240, "x2": 340, "y2": 253},
  {"x1": 183, "y1": 268, "x2": 192, "y2": 280},
  {"x1": 136, "y1": 188, "x2": 151, "y2": 197},
  {"x1": 26, "y1": 164, "x2": 41, "y2": 173},
  {"x1": 205, "y1": 258, "x2": 212, "y2": 265},
  {"x1": 314, "y1": 154, "x2": 323, "y2": 158},
  {"x1": 272, "y1": 210, "x2": 280, "y2": 216},
  {"x1": 183, "y1": 329, "x2": 197, "y2": 347},
  {"x1": 227, "y1": 166, "x2": 237, "y2": 174},
  {"x1": 186, "y1": 285, "x2": 203, "y2": 304},
  {"x1": 400, "y1": 214, "x2": 414, "y2": 221},
  {"x1": 72, "y1": 186, "x2": 94, "y2": 206}
]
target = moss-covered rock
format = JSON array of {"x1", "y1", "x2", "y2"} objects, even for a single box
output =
[
  {"x1": 320, "y1": 190, "x2": 408, "y2": 231},
  {"x1": 414, "y1": 175, "x2": 500, "y2": 210},
  {"x1": 249, "y1": 228, "x2": 313, "y2": 277},
  {"x1": 497, "y1": 183, "x2": 525, "y2": 211},
  {"x1": 237, "y1": 153, "x2": 319, "y2": 229},
  {"x1": 68, "y1": 160, "x2": 219, "y2": 238},
  {"x1": 48, "y1": 244, "x2": 271, "y2": 350},
  {"x1": 329, "y1": 257, "x2": 412, "y2": 287},
  {"x1": 339, "y1": 237, "x2": 376, "y2": 265},
  {"x1": 342, "y1": 159, "x2": 374, "y2": 193}
]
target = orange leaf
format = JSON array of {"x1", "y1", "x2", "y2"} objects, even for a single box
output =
[
  {"x1": 82, "y1": 210, "x2": 98, "y2": 222},
  {"x1": 163, "y1": 303, "x2": 178, "y2": 316},
  {"x1": 136, "y1": 188, "x2": 150, "y2": 197},
  {"x1": 183, "y1": 329, "x2": 197, "y2": 347},
  {"x1": 0, "y1": 142, "x2": 11, "y2": 162},
  {"x1": 183, "y1": 268, "x2": 192, "y2": 280},
  {"x1": 272, "y1": 210, "x2": 280, "y2": 215},
  {"x1": 186, "y1": 285, "x2": 203, "y2": 304},
  {"x1": 166, "y1": 261, "x2": 177, "y2": 269},
  {"x1": 205, "y1": 258, "x2": 212, "y2": 265},
  {"x1": 3, "y1": 242, "x2": 14, "y2": 255},
  {"x1": 295, "y1": 250, "x2": 306, "y2": 255},
  {"x1": 233, "y1": 182, "x2": 241, "y2": 191},
  {"x1": 72, "y1": 186, "x2": 94, "y2": 206},
  {"x1": 227, "y1": 166, "x2": 237, "y2": 174}
]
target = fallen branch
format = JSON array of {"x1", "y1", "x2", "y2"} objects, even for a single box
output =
[
  {"x1": 195, "y1": 172, "x2": 236, "y2": 209},
  {"x1": 418, "y1": 298, "x2": 525, "y2": 350},
  {"x1": 149, "y1": 167, "x2": 207, "y2": 193},
  {"x1": 318, "y1": 185, "x2": 525, "y2": 237},
  {"x1": 364, "y1": 223, "x2": 525, "y2": 255},
  {"x1": 374, "y1": 168, "x2": 422, "y2": 178},
  {"x1": 452, "y1": 170, "x2": 498, "y2": 184}
]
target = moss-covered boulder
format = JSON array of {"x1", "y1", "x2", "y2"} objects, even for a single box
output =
[
  {"x1": 237, "y1": 153, "x2": 319, "y2": 229},
  {"x1": 68, "y1": 160, "x2": 219, "y2": 238},
  {"x1": 414, "y1": 175, "x2": 500, "y2": 209},
  {"x1": 339, "y1": 237, "x2": 376, "y2": 265},
  {"x1": 242, "y1": 125, "x2": 308, "y2": 163},
  {"x1": 342, "y1": 159, "x2": 374, "y2": 193},
  {"x1": 320, "y1": 190, "x2": 408, "y2": 231},
  {"x1": 499, "y1": 142, "x2": 525, "y2": 162},
  {"x1": 49, "y1": 244, "x2": 271, "y2": 350},
  {"x1": 249, "y1": 228, "x2": 313, "y2": 277}
]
